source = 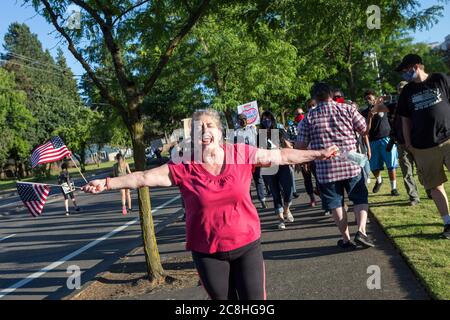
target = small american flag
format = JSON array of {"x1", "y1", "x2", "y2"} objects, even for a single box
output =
[
  {"x1": 31, "y1": 136, "x2": 71, "y2": 168},
  {"x1": 16, "y1": 182, "x2": 50, "y2": 217}
]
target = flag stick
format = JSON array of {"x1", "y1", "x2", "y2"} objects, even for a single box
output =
[
  {"x1": 16, "y1": 181, "x2": 83, "y2": 189},
  {"x1": 68, "y1": 154, "x2": 88, "y2": 183}
]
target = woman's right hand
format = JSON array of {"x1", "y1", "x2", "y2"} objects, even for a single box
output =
[
  {"x1": 319, "y1": 145, "x2": 339, "y2": 159},
  {"x1": 82, "y1": 179, "x2": 107, "y2": 194}
]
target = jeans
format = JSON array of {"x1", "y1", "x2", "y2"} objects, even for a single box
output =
[
  {"x1": 301, "y1": 162, "x2": 318, "y2": 197},
  {"x1": 290, "y1": 166, "x2": 297, "y2": 194},
  {"x1": 252, "y1": 167, "x2": 266, "y2": 204},
  {"x1": 267, "y1": 165, "x2": 293, "y2": 214}
]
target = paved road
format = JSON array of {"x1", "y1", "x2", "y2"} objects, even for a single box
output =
[
  {"x1": 129, "y1": 179, "x2": 430, "y2": 300},
  {"x1": 0, "y1": 172, "x2": 183, "y2": 300},
  {"x1": 0, "y1": 172, "x2": 430, "y2": 300}
]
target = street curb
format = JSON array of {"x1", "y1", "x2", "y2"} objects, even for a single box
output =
[
  {"x1": 64, "y1": 208, "x2": 184, "y2": 300},
  {"x1": 368, "y1": 208, "x2": 435, "y2": 300}
]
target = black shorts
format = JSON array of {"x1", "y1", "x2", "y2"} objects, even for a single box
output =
[{"x1": 62, "y1": 190, "x2": 75, "y2": 200}]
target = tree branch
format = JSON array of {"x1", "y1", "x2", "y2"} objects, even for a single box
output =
[
  {"x1": 112, "y1": 0, "x2": 152, "y2": 26},
  {"x1": 40, "y1": 0, "x2": 127, "y2": 120},
  {"x1": 137, "y1": 0, "x2": 210, "y2": 104},
  {"x1": 70, "y1": 0, "x2": 135, "y2": 100}
]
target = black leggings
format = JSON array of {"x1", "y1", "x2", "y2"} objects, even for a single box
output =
[{"x1": 192, "y1": 239, "x2": 266, "y2": 300}]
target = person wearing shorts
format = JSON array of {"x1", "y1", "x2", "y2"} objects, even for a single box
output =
[
  {"x1": 396, "y1": 53, "x2": 450, "y2": 239},
  {"x1": 82, "y1": 108, "x2": 338, "y2": 299},
  {"x1": 297, "y1": 82, "x2": 375, "y2": 249},
  {"x1": 361, "y1": 89, "x2": 399, "y2": 196},
  {"x1": 58, "y1": 162, "x2": 81, "y2": 216}
]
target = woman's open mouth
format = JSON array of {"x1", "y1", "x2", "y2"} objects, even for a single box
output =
[{"x1": 202, "y1": 133, "x2": 213, "y2": 144}]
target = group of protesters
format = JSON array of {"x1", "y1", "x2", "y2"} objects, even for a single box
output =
[{"x1": 81, "y1": 53, "x2": 450, "y2": 300}]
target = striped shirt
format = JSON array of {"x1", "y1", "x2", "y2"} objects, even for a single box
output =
[{"x1": 297, "y1": 100, "x2": 367, "y2": 184}]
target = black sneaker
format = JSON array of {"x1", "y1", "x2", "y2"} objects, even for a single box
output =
[
  {"x1": 292, "y1": 192, "x2": 300, "y2": 199},
  {"x1": 442, "y1": 224, "x2": 450, "y2": 240},
  {"x1": 354, "y1": 231, "x2": 375, "y2": 248},
  {"x1": 337, "y1": 239, "x2": 357, "y2": 250},
  {"x1": 128, "y1": 208, "x2": 133, "y2": 212},
  {"x1": 75, "y1": 207, "x2": 81, "y2": 212},
  {"x1": 391, "y1": 189, "x2": 400, "y2": 196},
  {"x1": 372, "y1": 180, "x2": 383, "y2": 193},
  {"x1": 426, "y1": 189, "x2": 433, "y2": 199}
]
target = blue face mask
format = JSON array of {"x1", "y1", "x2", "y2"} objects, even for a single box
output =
[
  {"x1": 402, "y1": 68, "x2": 417, "y2": 82},
  {"x1": 262, "y1": 119, "x2": 272, "y2": 128}
]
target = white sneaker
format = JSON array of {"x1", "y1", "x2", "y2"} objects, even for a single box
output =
[
  {"x1": 284, "y1": 209, "x2": 294, "y2": 223},
  {"x1": 324, "y1": 210, "x2": 331, "y2": 216},
  {"x1": 278, "y1": 222, "x2": 286, "y2": 230}
]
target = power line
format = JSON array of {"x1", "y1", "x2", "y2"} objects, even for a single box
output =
[
  {"x1": 5, "y1": 52, "x2": 66, "y2": 72},
  {"x1": 0, "y1": 51, "x2": 113, "y2": 80},
  {"x1": 0, "y1": 86, "x2": 111, "y2": 107},
  {"x1": 0, "y1": 58, "x2": 67, "y2": 77}
]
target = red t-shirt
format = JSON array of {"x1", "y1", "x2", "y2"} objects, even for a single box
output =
[{"x1": 168, "y1": 143, "x2": 261, "y2": 254}]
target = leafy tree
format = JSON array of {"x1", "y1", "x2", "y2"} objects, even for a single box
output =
[
  {"x1": 0, "y1": 68, "x2": 34, "y2": 178},
  {"x1": 2, "y1": 23, "x2": 84, "y2": 176}
]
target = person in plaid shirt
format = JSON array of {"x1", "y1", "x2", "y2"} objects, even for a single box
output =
[{"x1": 296, "y1": 82, "x2": 374, "y2": 249}]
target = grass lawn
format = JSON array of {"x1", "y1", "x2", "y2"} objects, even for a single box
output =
[
  {"x1": 0, "y1": 159, "x2": 135, "y2": 192},
  {"x1": 369, "y1": 170, "x2": 450, "y2": 300}
]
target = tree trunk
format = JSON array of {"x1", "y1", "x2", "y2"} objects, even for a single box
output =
[
  {"x1": 280, "y1": 109, "x2": 286, "y2": 127},
  {"x1": 130, "y1": 117, "x2": 165, "y2": 282},
  {"x1": 18, "y1": 161, "x2": 25, "y2": 179},
  {"x1": 346, "y1": 65, "x2": 356, "y2": 102},
  {"x1": 224, "y1": 109, "x2": 233, "y2": 129},
  {"x1": 80, "y1": 143, "x2": 86, "y2": 172}
]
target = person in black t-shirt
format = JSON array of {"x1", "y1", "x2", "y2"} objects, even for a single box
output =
[
  {"x1": 396, "y1": 53, "x2": 450, "y2": 239},
  {"x1": 370, "y1": 82, "x2": 421, "y2": 206},
  {"x1": 361, "y1": 89, "x2": 399, "y2": 197}
]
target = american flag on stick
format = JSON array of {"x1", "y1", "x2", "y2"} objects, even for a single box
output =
[
  {"x1": 31, "y1": 136, "x2": 71, "y2": 168},
  {"x1": 16, "y1": 182, "x2": 51, "y2": 217}
]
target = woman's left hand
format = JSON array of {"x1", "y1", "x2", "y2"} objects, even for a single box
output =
[{"x1": 319, "y1": 145, "x2": 339, "y2": 160}]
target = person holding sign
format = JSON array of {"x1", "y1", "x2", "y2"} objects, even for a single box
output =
[
  {"x1": 82, "y1": 108, "x2": 338, "y2": 300},
  {"x1": 58, "y1": 162, "x2": 81, "y2": 216}
]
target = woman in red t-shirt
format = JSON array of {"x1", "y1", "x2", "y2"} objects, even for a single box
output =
[{"x1": 82, "y1": 109, "x2": 338, "y2": 300}]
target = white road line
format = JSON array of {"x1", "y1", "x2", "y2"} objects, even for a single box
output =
[
  {"x1": 0, "y1": 234, "x2": 16, "y2": 242},
  {"x1": 0, "y1": 195, "x2": 181, "y2": 299},
  {"x1": 0, "y1": 201, "x2": 22, "y2": 209}
]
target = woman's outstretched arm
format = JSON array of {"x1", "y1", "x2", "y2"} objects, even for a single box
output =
[
  {"x1": 82, "y1": 164, "x2": 174, "y2": 194},
  {"x1": 255, "y1": 145, "x2": 338, "y2": 167}
]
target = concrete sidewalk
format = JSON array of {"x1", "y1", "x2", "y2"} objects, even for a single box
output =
[{"x1": 105, "y1": 178, "x2": 430, "y2": 300}]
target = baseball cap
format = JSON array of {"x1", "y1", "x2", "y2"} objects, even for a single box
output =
[{"x1": 395, "y1": 54, "x2": 423, "y2": 72}]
